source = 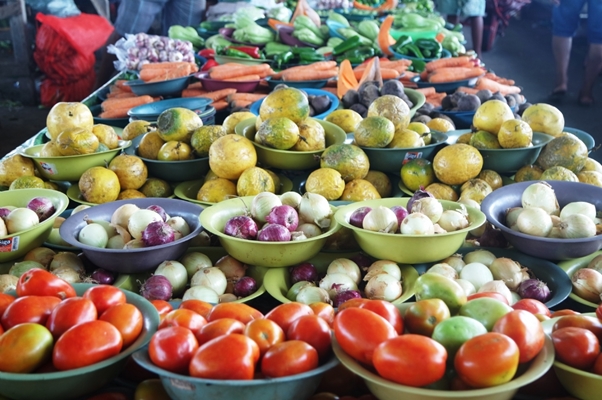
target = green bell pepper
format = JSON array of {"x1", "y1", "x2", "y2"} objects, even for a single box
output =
[
  {"x1": 336, "y1": 46, "x2": 375, "y2": 64},
  {"x1": 415, "y1": 38, "x2": 442, "y2": 59},
  {"x1": 274, "y1": 51, "x2": 294, "y2": 69},
  {"x1": 299, "y1": 51, "x2": 325, "y2": 63}
]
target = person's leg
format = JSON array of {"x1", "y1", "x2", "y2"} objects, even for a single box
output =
[
  {"x1": 162, "y1": 0, "x2": 206, "y2": 37},
  {"x1": 579, "y1": 43, "x2": 602, "y2": 105},
  {"x1": 469, "y1": 16, "x2": 483, "y2": 59},
  {"x1": 552, "y1": 35, "x2": 572, "y2": 94}
]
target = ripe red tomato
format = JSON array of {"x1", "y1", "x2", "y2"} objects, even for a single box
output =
[
  {"x1": 0, "y1": 323, "x2": 54, "y2": 373},
  {"x1": 148, "y1": 325, "x2": 199, "y2": 374},
  {"x1": 179, "y1": 299, "x2": 213, "y2": 319},
  {"x1": 189, "y1": 333, "x2": 259, "y2": 380},
  {"x1": 337, "y1": 298, "x2": 370, "y2": 311},
  {"x1": 551, "y1": 327, "x2": 600, "y2": 370},
  {"x1": 265, "y1": 302, "x2": 314, "y2": 333},
  {"x1": 244, "y1": 318, "x2": 285, "y2": 358},
  {"x1": 261, "y1": 340, "x2": 319, "y2": 378},
  {"x1": 466, "y1": 292, "x2": 509, "y2": 305},
  {"x1": 404, "y1": 298, "x2": 450, "y2": 337},
  {"x1": 46, "y1": 297, "x2": 98, "y2": 339},
  {"x1": 492, "y1": 309, "x2": 545, "y2": 363},
  {"x1": 309, "y1": 302, "x2": 335, "y2": 326},
  {"x1": 357, "y1": 300, "x2": 404, "y2": 335},
  {"x1": 1, "y1": 295, "x2": 61, "y2": 330},
  {"x1": 150, "y1": 300, "x2": 173, "y2": 322},
  {"x1": 0, "y1": 292, "x2": 15, "y2": 316},
  {"x1": 553, "y1": 314, "x2": 602, "y2": 343},
  {"x1": 159, "y1": 308, "x2": 207, "y2": 333},
  {"x1": 195, "y1": 318, "x2": 246, "y2": 345},
  {"x1": 550, "y1": 309, "x2": 580, "y2": 318},
  {"x1": 455, "y1": 332, "x2": 520, "y2": 388},
  {"x1": 512, "y1": 298, "x2": 551, "y2": 318},
  {"x1": 206, "y1": 302, "x2": 263, "y2": 324},
  {"x1": 100, "y1": 303, "x2": 144, "y2": 348},
  {"x1": 592, "y1": 352, "x2": 602, "y2": 375},
  {"x1": 53, "y1": 320, "x2": 123, "y2": 370},
  {"x1": 332, "y1": 307, "x2": 397, "y2": 366},
  {"x1": 373, "y1": 334, "x2": 447, "y2": 387},
  {"x1": 82, "y1": 285, "x2": 127, "y2": 315},
  {"x1": 16, "y1": 268, "x2": 76, "y2": 300},
  {"x1": 287, "y1": 314, "x2": 332, "y2": 360}
]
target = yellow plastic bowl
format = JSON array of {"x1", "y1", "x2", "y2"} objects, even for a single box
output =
[
  {"x1": 235, "y1": 118, "x2": 346, "y2": 170},
  {"x1": 334, "y1": 198, "x2": 486, "y2": 264},
  {"x1": 557, "y1": 251, "x2": 602, "y2": 309},
  {"x1": 332, "y1": 334, "x2": 554, "y2": 400},
  {"x1": 18, "y1": 140, "x2": 131, "y2": 182},
  {"x1": 199, "y1": 196, "x2": 341, "y2": 267},
  {"x1": 0, "y1": 188, "x2": 69, "y2": 263},
  {"x1": 263, "y1": 251, "x2": 419, "y2": 305}
]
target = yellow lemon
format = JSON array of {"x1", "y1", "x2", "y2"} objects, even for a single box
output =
[
  {"x1": 305, "y1": 168, "x2": 346, "y2": 200},
  {"x1": 433, "y1": 144, "x2": 483, "y2": 185}
]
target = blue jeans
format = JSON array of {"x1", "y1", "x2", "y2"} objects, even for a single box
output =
[{"x1": 553, "y1": 0, "x2": 602, "y2": 44}]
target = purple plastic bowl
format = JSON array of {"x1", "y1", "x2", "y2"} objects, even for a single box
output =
[
  {"x1": 194, "y1": 72, "x2": 261, "y2": 93},
  {"x1": 278, "y1": 26, "x2": 318, "y2": 48},
  {"x1": 481, "y1": 180, "x2": 602, "y2": 261}
]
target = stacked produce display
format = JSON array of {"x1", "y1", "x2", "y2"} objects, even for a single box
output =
[{"x1": 3, "y1": 0, "x2": 602, "y2": 399}]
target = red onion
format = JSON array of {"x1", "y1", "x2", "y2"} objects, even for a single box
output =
[
  {"x1": 349, "y1": 207, "x2": 372, "y2": 228},
  {"x1": 27, "y1": 197, "x2": 55, "y2": 222},
  {"x1": 390, "y1": 205, "x2": 408, "y2": 228},
  {"x1": 477, "y1": 223, "x2": 508, "y2": 248},
  {"x1": 333, "y1": 290, "x2": 362, "y2": 308},
  {"x1": 233, "y1": 276, "x2": 258, "y2": 297},
  {"x1": 141, "y1": 220, "x2": 176, "y2": 247},
  {"x1": 517, "y1": 279, "x2": 551, "y2": 303},
  {"x1": 0, "y1": 207, "x2": 12, "y2": 219},
  {"x1": 140, "y1": 274, "x2": 172, "y2": 301},
  {"x1": 407, "y1": 188, "x2": 434, "y2": 213},
  {"x1": 91, "y1": 268, "x2": 116, "y2": 285},
  {"x1": 147, "y1": 205, "x2": 169, "y2": 221},
  {"x1": 257, "y1": 223, "x2": 291, "y2": 242},
  {"x1": 290, "y1": 262, "x2": 319, "y2": 284},
  {"x1": 350, "y1": 253, "x2": 374, "y2": 272},
  {"x1": 224, "y1": 215, "x2": 258, "y2": 239},
  {"x1": 265, "y1": 205, "x2": 299, "y2": 232}
]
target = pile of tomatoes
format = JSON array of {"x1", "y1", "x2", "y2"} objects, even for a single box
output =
[{"x1": 0, "y1": 268, "x2": 143, "y2": 373}]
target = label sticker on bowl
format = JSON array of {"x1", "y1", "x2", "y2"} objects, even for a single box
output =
[
  {"x1": 169, "y1": 378, "x2": 195, "y2": 391},
  {"x1": 403, "y1": 151, "x2": 423, "y2": 164},
  {"x1": 39, "y1": 161, "x2": 58, "y2": 176},
  {"x1": 0, "y1": 237, "x2": 19, "y2": 252}
]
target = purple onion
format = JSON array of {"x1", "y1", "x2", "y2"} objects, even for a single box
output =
[
  {"x1": 257, "y1": 223, "x2": 292, "y2": 242},
  {"x1": 265, "y1": 205, "x2": 299, "y2": 232},
  {"x1": 147, "y1": 205, "x2": 169, "y2": 221},
  {"x1": 140, "y1": 274, "x2": 172, "y2": 301},
  {"x1": 517, "y1": 279, "x2": 551, "y2": 303},
  {"x1": 224, "y1": 215, "x2": 258, "y2": 240},
  {"x1": 0, "y1": 207, "x2": 12, "y2": 219},
  {"x1": 350, "y1": 253, "x2": 374, "y2": 272},
  {"x1": 407, "y1": 188, "x2": 434, "y2": 213},
  {"x1": 91, "y1": 268, "x2": 116, "y2": 285},
  {"x1": 290, "y1": 262, "x2": 319, "y2": 284},
  {"x1": 390, "y1": 205, "x2": 409, "y2": 229},
  {"x1": 349, "y1": 207, "x2": 372, "y2": 228},
  {"x1": 233, "y1": 276, "x2": 258, "y2": 298},
  {"x1": 333, "y1": 290, "x2": 363, "y2": 308},
  {"x1": 141, "y1": 220, "x2": 176, "y2": 247},
  {"x1": 27, "y1": 197, "x2": 55, "y2": 222}
]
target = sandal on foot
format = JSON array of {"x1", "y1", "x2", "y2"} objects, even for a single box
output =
[
  {"x1": 578, "y1": 95, "x2": 595, "y2": 107},
  {"x1": 548, "y1": 89, "x2": 566, "y2": 102}
]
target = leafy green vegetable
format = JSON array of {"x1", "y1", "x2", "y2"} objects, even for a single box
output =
[
  {"x1": 205, "y1": 35, "x2": 233, "y2": 53},
  {"x1": 168, "y1": 25, "x2": 204, "y2": 50},
  {"x1": 442, "y1": 35, "x2": 466, "y2": 57}
]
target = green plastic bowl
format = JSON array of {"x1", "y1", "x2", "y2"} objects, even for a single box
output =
[
  {"x1": 332, "y1": 334, "x2": 554, "y2": 400},
  {"x1": 132, "y1": 349, "x2": 339, "y2": 400},
  {"x1": 557, "y1": 250, "x2": 602, "y2": 309},
  {"x1": 263, "y1": 251, "x2": 419, "y2": 305},
  {"x1": 358, "y1": 131, "x2": 448, "y2": 176},
  {"x1": 0, "y1": 283, "x2": 159, "y2": 400},
  {"x1": 199, "y1": 196, "x2": 341, "y2": 267},
  {"x1": 390, "y1": 28, "x2": 438, "y2": 41},
  {"x1": 18, "y1": 140, "x2": 131, "y2": 182},
  {"x1": 334, "y1": 198, "x2": 486, "y2": 264},
  {"x1": 235, "y1": 118, "x2": 346, "y2": 170},
  {"x1": 0, "y1": 188, "x2": 69, "y2": 263}
]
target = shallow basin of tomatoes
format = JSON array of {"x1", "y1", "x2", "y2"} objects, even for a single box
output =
[
  {"x1": 0, "y1": 283, "x2": 159, "y2": 400},
  {"x1": 131, "y1": 348, "x2": 339, "y2": 400}
]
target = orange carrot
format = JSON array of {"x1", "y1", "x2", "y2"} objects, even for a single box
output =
[
  {"x1": 230, "y1": 99, "x2": 254, "y2": 109},
  {"x1": 484, "y1": 72, "x2": 515, "y2": 86},
  {"x1": 209, "y1": 64, "x2": 271, "y2": 81},
  {"x1": 457, "y1": 86, "x2": 480, "y2": 95},
  {"x1": 281, "y1": 68, "x2": 338, "y2": 81},
  {"x1": 224, "y1": 74, "x2": 261, "y2": 82},
  {"x1": 187, "y1": 81, "x2": 204, "y2": 90},
  {"x1": 425, "y1": 56, "x2": 472, "y2": 72},
  {"x1": 271, "y1": 61, "x2": 338, "y2": 79},
  {"x1": 426, "y1": 92, "x2": 446, "y2": 108},
  {"x1": 101, "y1": 95, "x2": 155, "y2": 112},
  {"x1": 140, "y1": 61, "x2": 198, "y2": 72},
  {"x1": 114, "y1": 80, "x2": 133, "y2": 92},
  {"x1": 106, "y1": 92, "x2": 138, "y2": 99},
  {"x1": 474, "y1": 77, "x2": 522, "y2": 95},
  {"x1": 227, "y1": 93, "x2": 266, "y2": 102},
  {"x1": 427, "y1": 67, "x2": 485, "y2": 83},
  {"x1": 98, "y1": 108, "x2": 131, "y2": 119},
  {"x1": 145, "y1": 64, "x2": 192, "y2": 82},
  {"x1": 182, "y1": 89, "x2": 210, "y2": 98},
  {"x1": 202, "y1": 88, "x2": 237, "y2": 102},
  {"x1": 378, "y1": 15, "x2": 395, "y2": 57},
  {"x1": 414, "y1": 87, "x2": 437, "y2": 96},
  {"x1": 212, "y1": 100, "x2": 229, "y2": 111}
]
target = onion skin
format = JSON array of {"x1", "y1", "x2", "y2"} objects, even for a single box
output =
[
  {"x1": 349, "y1": 207, "x2": 372, "y2": 228},
  {"x1": 91, "y1": 268, "x2": 116, "y2": 285},
  {"x1": 224, "y1": 216, "x2": 258, "y2": 240},
  {"x1": 141, "y1": 221, "x2": 176, "y2": 247},
  {"x1": 233, "y1": 276, "x2": 258, "y2": 298},
  {"x1": 257, "y1": 223, "x2": 291, "y2": 242},
  {"x1": 290, "y1": 262, "x2": 319, "y2": 284},
  {"x1": 407, "y1": 188, "x2": 434, "y2": 214},
  {"x1": 571, "y1": 268, "x2": 602, "y2": 303},
  {"x1": 517, "y1": 279, "x2": 551, "y2": 303},
  {"x1": 140, "y1": 275, "x2": 173, "y2": 301},
  {"x1": 27, "y1": 197, "x2": 55, "y2": 222},
  {"x1": 265, "y1": 205, "x2": 299, "y2": 232},
  {"x1": 333, "y1": 290, "x2": 362, "y2": 308}
]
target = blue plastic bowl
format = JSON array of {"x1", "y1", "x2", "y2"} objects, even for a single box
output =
[
  {"x1": 125, "y1": 75, "x2": 192, "y2": 97},
  {"x1": 128, "y1": 97, "x2": 211, "y2": 120},
  {"x1": 326, "y1": 20, "x2": 347, "y2": 40},
  {"x1": 249, "y1": 88, "x2": 339, "y2": 120}
]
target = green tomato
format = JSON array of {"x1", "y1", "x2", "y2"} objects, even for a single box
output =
[
  {"x1": 0, "y1": 323, "x2": 53, "y2": 373},
  {"x1": 431, "y1": 315, "x2": 487, "y2": 360},
  {"x1": 413, "y1": 273, "x2": 467, "y2": 315},
  {"x1": 458, "y1": 297, "x2": 513, "y2": 331}
]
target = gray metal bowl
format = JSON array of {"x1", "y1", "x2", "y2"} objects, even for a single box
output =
[
  {"x1": 481, "y1": 180, "x2": 602, "y2": 260},
  {"x1": 59, "y1": 198, "x2": 203, "y2": 273}
]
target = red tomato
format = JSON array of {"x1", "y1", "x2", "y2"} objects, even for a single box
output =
[
  {"x1": 265, "y1": 302, "x2": 313, "y2": 333},
  {"x1": 82, "y1": 285, "x2": 127, "y2": 315},
  {"x1": 287, "y1": 314, "x2": 332, "y2": 360},
  {"x1": 53, "y1": 320, "x2": 123, "y2": 370},
  {"x1": 189, "y1": 333, "x2": 259, "y2": 380},
  {"x1": 592, "y1": 352, "x2": 602, "y2": 375},
  {"x1": 512, "y1": 298, "x2": 551, "y2": 318},
  {"x1": 551, "y1": 327, "x2": 600, "y2": 370},
  {"x1": 553, "y1": 314, "x2": 602, "y2": 343},
  {"x1": 244, "y1": 318, "x2": 285, "y2": 358},
  {"x1": 404, "y1": 298, "x2": 450, "y2": 337},
  {"x1": 309, "y1": 302, "x2": 335, "y2": 326},
  {"x1": 134, "y1": 379, "x2": 171, "y2": 400},
  {"x1": 466, "y1": 292, "x2": 509, "y2": 305},
  {"x1": 551, "y1": 309, "x2": 580, "y2": 318},
  {"x1": 337, "y1": 298, "x2": 370, "y2": 311},
  {"x1": 46, "y1": 297, "x2": 98, "y2": 339},
  {"x1": 373, "y1": 334, "x2": 447, "y2": 387},
  {"x1": 100, "y1": 303, "x2": 144, "y2": 348},
  {"x1": 597, "y1": 303, "x2": 602, "y2": 322},
  {"x1": 195, "y1": 318, "x2": 246, "y2": 345},
  {"x1": 1, "y1": 295, "x2": 61, "y2": 330},
  {"x1": 332, "y1": 307, "x2": 397, "y2": 366},
  {"x1": 455, "y1": 332, "x2": 520, "y2": 388},
  {"x1": 159, "y1": 308, "x2": 207, "y2": 333},
  {"x1": 0, "y1": 324, "x2": 3, "y2": 335},
  {"x1": 0, "y1": 322, "x2": 54, "y2": 373},
  {"x1": 16, "y1": 268, "x2": 76, "y2": 300},
  {"x1": 356, "y1": 300, "x2": 403, "y2": 335},
  {"x1": 492, "y1": 309, "x2": 545, "y2": 363},
  {"x1": 0, "y1": 292, "x2": 15, "y2": 316},
  {"x1": 261, "y1": 340, "x2": 319, "y2": 378},
  {"x1": 179, "y1": 299, "x2": 213, "y2": 319},
  {"x1": 205, "y1": 302, "x2": 263, "y2": 324},
  {"x1": 150, "y1": 300, "x2": 173, "y2": 321},
  {"x1": 148, "y1": 325, "x2": 199, "y2": 374}
]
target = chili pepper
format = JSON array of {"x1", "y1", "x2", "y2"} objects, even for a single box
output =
[
  {"x1": 201, "y1": 59, "x2": 219, "y2": 71},
  {"x1": 228, "y1": 46, "x2": 262, "y2": 59},
  {"x1": 336, "y1": 46, "x2": 376, "y2": 64},
  {"x1": 393, "y1": 35, "x2": 413, "y2": 50},
  {"x1": 332, "y1": 35, "x2": 362, "y2": 56},
  {"x1": 198, "y1": 48, "x2": 215, "y2": 58},
  {"x1": 225, "y1": 48, "x2": 254, "y2": 59},
  {"x1": 274, "y1": 51, "x2": 294, "y2": 69},
  {"x1": 415, "y1": 38, "x2": 442, "y2": 59}
]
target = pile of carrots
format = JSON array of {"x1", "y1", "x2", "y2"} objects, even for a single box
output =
[
  {"x1": 99, "y1": 81, "x2": 158, "y2": 119},
  {"x1": 419, "y1": 56, "x2": 486, "y2": 84},
  {"x1": 139, "y1": 61, "x2": 198, "y2": 83},
  {"x1": 271, "y1": 61, "x2": 339, "y2": 81},
  {"x1": 352, "y1": 59, "x2": 411, "y2": 81},
  {"x1": 206, "y1": 63, "x2": 274, "y2": 81},
  {"x1": 181, "y1": 82, "x2": 269, "y2": 111}
]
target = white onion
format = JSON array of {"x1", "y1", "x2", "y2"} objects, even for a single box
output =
[
  {"x1": 400, "y1": 212, "x2": 434, "y2": 235},
  {"x1": 299, "y1": 192, "x2": 332, "y2": 228},
  {"x1": 110, "y1": 203, "x2": 140, "y2": 228},
  {"x1": 166, "y1": 216, "x2": 191, "y2": 237},
  {"x1": 489, "y1": 257, "x2": 528, "y2": 291},
  {"x1": 78, "y1": 223, "x2": 109, "y2": 248},
  {"x1": 558, "y1": 213, "x2": 597, "y2": 239},
  {"x1": 251, "y1": 192, "x2": 282, "y2": 224},
  {"x1": 106, "y1": 225, "x2": 131, "y2": 249},
  {"x1": 426, "y1": 263, "x2": 458, "y2": 280},
  {"x1": 71, "y1": 204, "x2": 91, "y2": 214},
  {"x1": 219, "y1": 293, "x2": 238, "y2": 303},
  {"x1": 0, "y1": 274, "x2": 18, "y2": 293},
  {"x1": 457, "y1": 197, "x2": 481, "y2": 210},
  {"x1": 215, "y1": 255, "x2": 247, "y2": 282},
  {"x1": 459, "y1": 262, "x2": 494, "y2": 291},
  {"x1": 572, "y1": 268, "x2": 602, "y2": 303},
  {"x1": 464, "y1": 249, "x2": 496, "y2": 266},
  {"x1": 521, "y1": 182, "x2": 559, "y2": 215},
  {"x1": 297, "y1": 223, "x2": 322, "y2": 238},
  {"x1": 319, "y1": 273, "x2": 358, "y2": 299},
  {"x1": 0, "y1": 218, "x2": 6, "y2": 237},
  {"x1": 191, "y1": 267, "x2": 227, "y2": 295},
  {"x1": 510, "y1": 291, "x2": 521, "y2": 305},
  {"x1": 411, "y1": 198, "x2": 443, "y2": 223},
  {"x1": 5, "y1": 208, "x2": 39, "y2": 234},
  {"x1": 183, "y1": 286, "x2": 220, "y2": 303},
  {"x1": 362, "y1": 206, "x2": 398, "y2": 233},
  {"x1": 365, "y1": 274, "x2": 402, "y2": 301},
  {"x1": 280, "y1": 191, "x2": 302, "y2": 209},
  {"x1": 517, "y1": 207, "x2": 553, "y2": 237},
  {"x1": 296, "y1": 286, "x2": 331, "y2": 305},
  {"x1": 52, "y1": 266, "x2": 82, "y2": 284},
  {"x1": 326, "y1": 258, "x2": 361, "y2": 284},
  {"x1": 86, "y1": 219, "x2": 116, "y2": 239},
  {"x1": 124, "y1": 239, "x2": 145, "y2": 249},
  {"x1": 505, "y1": 207, "x2": 524, "y2": 228},
  {"x1": 155, "y1": 260, "x2": 188, "y2": 297},
  {"x1": 180, "y1": 252, "x2": 213, "y2": 279},
  {"x1": 49, "y1": 252, "x2": 85, "y2": 275},
  {"x1": 560, "y1": 202, "x2": 597, "y2": 222},
  {"x1": 442, "y1": 254, "x2": 465, "y2": 273},
  {"x1": 128, "y1": 209, "x2": 163, "y2": 239},
  {"x1": 455, "y1": 278, "x2": 476, "y2": 296},
  {"x1": 24, "y1": 247, "x2": 56, "y2": 269},
  {"x1": 364, "y1": 260, "x2": 402, "y2": 281},
  {"x1": 438, "y1": 209, "x2": 470, "y2": 232},
  {"x1": 478, "y1": 280, "x2": 513, "y2": 304}
]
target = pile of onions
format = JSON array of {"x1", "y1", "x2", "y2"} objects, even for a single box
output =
[{"x1": 5, "y1": 208, "x2": 39, "y2": 234}]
